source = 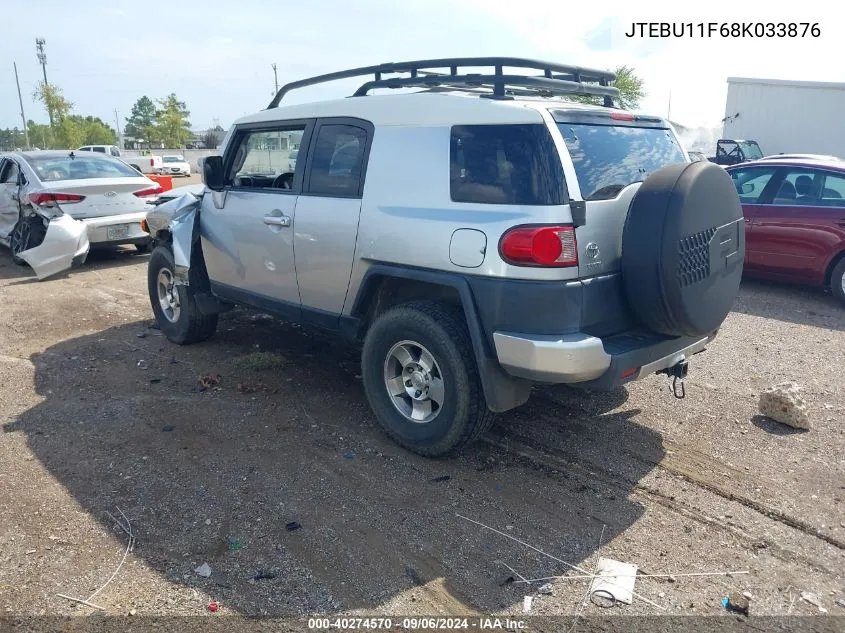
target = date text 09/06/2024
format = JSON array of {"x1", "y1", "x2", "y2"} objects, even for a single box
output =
[
  {"x1": 307, "y1": 617, "x2": 525, "y2": 630},
  {"x1": 625, "y1": 22, "x2": 821, "y2": 38}
]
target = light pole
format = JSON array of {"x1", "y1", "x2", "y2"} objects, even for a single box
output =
[
  {"x1": 13, "y1": 62, "x2": 31, "y2": 149},
  {"x1": 272, "y1": 63, "x2": 279, "y2": 94}
]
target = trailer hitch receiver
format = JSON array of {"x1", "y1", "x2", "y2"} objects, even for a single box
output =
[{"x1": 659, "y1": 359, "x2": 688, "y2": 399}]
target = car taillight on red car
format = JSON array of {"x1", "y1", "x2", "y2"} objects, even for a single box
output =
[
  {"x1": 28, "y1": 192, "x2": 86, "y2": 206},
  {"x1": 133, "y1": 185, "x2": 163, "y2": 198},
  {"x1": 499, "y1": 225, "x2": 578, "y2": 267}
]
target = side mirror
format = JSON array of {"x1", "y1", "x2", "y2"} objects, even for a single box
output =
[{"x1": 203, "y1": 155, "x2": 225, "y2": 191}]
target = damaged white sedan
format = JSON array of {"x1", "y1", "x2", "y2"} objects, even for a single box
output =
[{"x1": 0, "y1": 150, "x2": 164, "y2": 279}]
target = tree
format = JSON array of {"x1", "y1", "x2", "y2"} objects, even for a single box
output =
[
  {"x1": 27, "y1": 121, "x2": 52, "y2": 149},
  {"x1": 568, "y1": 65, "x2": 646, "y2": 111},
  {"x1": 154, "y1": 93, "x2": 192, "y2": 148},
  {"x1": 69, "y1": 115, "x2": 118, "y2": 145},
  {"x1": 200, "y1": 130, "x2": 220, "y2": 149},
  {"x1": 124, "y1": 96, "x2": 158, "y2": 147},
  {"x1": 0, "y1": 128, "x2": 29, "y2": 151}
]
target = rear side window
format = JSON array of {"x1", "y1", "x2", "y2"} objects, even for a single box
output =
[
  {"x1": 450, "y1": 124, "x2": 566, "y2": 205},
  {"x1": 92, "y1": 146, "x2": 106, "y2": 153},
  {"x1": 307, "y1": 124, "x2": 368, "y2": 198},
  {"x1": 557, "y1": 123, "x2": 685, "y2": 201}
]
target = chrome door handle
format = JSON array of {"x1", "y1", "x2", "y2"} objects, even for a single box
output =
[{"x1": 263, "y1": 215, "x2": 291, "y2": 227}]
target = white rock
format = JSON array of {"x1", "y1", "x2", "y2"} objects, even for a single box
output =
[
  {"x1": 759, "y1": 382, "x2": 810, "y2": 429},
  {"x1": 195, "y1": 562, "x2": 212, "y2": 578}
]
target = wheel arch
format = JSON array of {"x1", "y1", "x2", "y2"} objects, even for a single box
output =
[{"x1": 347, "y1": 263, "x2": 531, "y2": 413}]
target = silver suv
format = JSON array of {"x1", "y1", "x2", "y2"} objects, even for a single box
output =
[{"x1": 144, "y1": 58, "x2": 745, "y2": 457}]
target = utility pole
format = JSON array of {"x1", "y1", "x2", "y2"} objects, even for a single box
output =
[
  {"x1": 13, "y1": 62, "x2": 31, "y2": 149},
  {"x1": 272, "y1": 63, "x2": 279, "y2": 94},
  {"x1": 35, "y1": 38, "x2": 53, "y2": 128},
  {"x1": 114, "y1": 108, "x2": 123, "y2": 148},
  {"x1": 667, "y1": 89, "x2": 672, "y2": 121}
]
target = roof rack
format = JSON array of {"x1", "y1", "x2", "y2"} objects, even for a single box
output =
[{"x1": 267, "y1": 57, "x2": 620, "y2": 109}]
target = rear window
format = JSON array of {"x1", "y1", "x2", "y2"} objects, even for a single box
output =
[
  {"x1": 450, "y1": 124, "x2": 567, "y2": 205},
  {"x1": 24, "y1": 153, "x2": 143, "y2": 181},
  {"x1": 557, "y1": 123, "x2": 685, "y2": 201}
]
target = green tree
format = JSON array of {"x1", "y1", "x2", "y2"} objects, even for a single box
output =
[
  {"x1": 569, "y1": 65, "x2": 646, "y2": 111},
  {"x1": 67, "y1": 115, "x2": 118, "y2": 145},
  {"x1": 124, "y1": 96, "x2": 158, "y2": 147},
  {"x1": 0, "y1": 128, "x2": 29, "y2": 151},
  {"x1": 27, "y1": 120, "x2": 52, "y2": 149},
  {"x1": 154, "y1": 93, "x2": 192, "y2": 148}
]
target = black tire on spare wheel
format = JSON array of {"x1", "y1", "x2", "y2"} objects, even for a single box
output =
[
  {"x1": 361, "y1": 300, "x2": 494, "y2": 457},
  {"x1": 621, "y1": 160, "x2": 746, "y2": 337}
]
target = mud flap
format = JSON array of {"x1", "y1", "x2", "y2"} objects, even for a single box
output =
[{"x1": 18, "y1": 215, "x2": 90, "y2": 281}]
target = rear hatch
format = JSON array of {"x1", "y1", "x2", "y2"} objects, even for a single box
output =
[{"x1": 550, "y1": 109, "x2": 688, "y2": 333}]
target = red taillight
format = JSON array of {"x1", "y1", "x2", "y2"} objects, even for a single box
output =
[
  {"x1": 621, "y1": 367, "x2": 640, "y2": 380},
  {"x1": 499, "y1": 225, "x2": 578, "y2": 267},
  {"x1": 133, "y1": 185, "x2": 163, "y2": 198},
  {"x1": 150, "y1": 158, "x2": 154, "y2": 166},
  {"x1": 29, "y1": 192, "x2": 85, "y2": 206},
  {"x1": 610, "y1": 112, "x2": 635, "y2": 121}
]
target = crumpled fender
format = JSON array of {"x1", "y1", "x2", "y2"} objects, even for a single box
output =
[
  {"x1": 145, "y1": 192, "x2": 201, "y2": 282},
  {"x1": 19, "y1": 215, "x2": 90, "y2": 281}
]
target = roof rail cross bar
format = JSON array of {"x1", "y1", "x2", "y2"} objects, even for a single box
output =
[
  {"x1": 266, "y1": 57, "x2": 618, "y2": 108},
  {"x1": 350, "y1": 74, "x2": 620, "y2": 101}
]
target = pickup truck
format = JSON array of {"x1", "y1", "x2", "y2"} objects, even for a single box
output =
[
  {"x1": 76, "y1": 145, "x2": 163, "y2": 175},
  {"x1": 707, "y1": 139, "x2": 763, "y2": 166}
]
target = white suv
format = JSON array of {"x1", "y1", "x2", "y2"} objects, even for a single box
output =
[{"x1": 144, "y1": 58, "x2": 745, "y2": 456}]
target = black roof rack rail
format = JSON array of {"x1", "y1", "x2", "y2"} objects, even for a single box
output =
[{"x1": 267, "y1": 57, "x2": 620, "y2": 109}]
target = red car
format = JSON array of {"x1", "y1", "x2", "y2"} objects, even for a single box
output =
[{"x1": 727, "y1": 158, "x2": 845, "y2": 305}]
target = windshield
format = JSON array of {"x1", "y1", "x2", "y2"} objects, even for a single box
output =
[
  {"x1": 557, "y1": 123, "x2": 686, "y2": 201},
  {"x1": 24, "y1": 153, "x2": 143, "y2": 181},
  {"x1": 163, "y1": 156, "x2": 184, "y2": 163},
  {"x1": 739, "y1": 141, "x2": 763, "y2": 160}
]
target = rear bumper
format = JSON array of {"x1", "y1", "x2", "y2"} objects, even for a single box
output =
[
  {"x1": 493, "y1": 329, "x2": 717, "y2": 389},
  {"x1": 79, "y1": 212, "x2": 150, "y2": 245}
]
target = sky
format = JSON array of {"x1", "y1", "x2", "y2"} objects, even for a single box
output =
[{"x1": 2, "y1": 0, "x2": 841, "y2": 136}]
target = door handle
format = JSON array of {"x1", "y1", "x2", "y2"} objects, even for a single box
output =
[{"x1": 263, "y1": 214, "x2": 291, "y2": 227}]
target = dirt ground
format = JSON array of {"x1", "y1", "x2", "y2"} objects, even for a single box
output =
[{"x1": 0, "y1": 241, "x2": 843, "y2": 627}]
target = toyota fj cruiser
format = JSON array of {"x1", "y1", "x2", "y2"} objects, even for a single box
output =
[{"x1": 144, "y1": 58, "x2": 745, "y2": 457}]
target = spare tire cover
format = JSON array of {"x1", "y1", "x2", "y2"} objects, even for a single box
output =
[{"x1": 621, "y1": 160, "x2": 745, "y2": 337}]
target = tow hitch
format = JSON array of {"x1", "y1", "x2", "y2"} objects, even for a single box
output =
[{"x1": 659, "y1": 360, "x2": 688, "y2": 399}]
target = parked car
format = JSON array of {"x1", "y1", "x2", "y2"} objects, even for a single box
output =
[
  {"x1": 0, "y1": 150, "x2": 163, "y2": 278},
  {"x1": 79, "y1": 146, "x2": 165, "y2": 175},
  {"x1": 708, "y1": 139, "x2": 764, "y2": 166},
  {"x1": 287, "y1": 148, "x2": 298, "y2": 172},
  {"x1": 727, "y1": 158, "x2": 845, "y2": 304},
  {"x1": 144, "y1": 57, "x2": 744, "y2": 457},
  {"x1": 161, "y1": 154, "x2": 192, "y2": 177}
]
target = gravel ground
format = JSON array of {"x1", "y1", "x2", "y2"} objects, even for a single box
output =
[{"x1": 0, "y1": 245, "x2": 843, "y2": 627}]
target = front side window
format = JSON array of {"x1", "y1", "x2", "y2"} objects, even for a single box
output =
[
  {"x1": 0, "y1": 160, "x2": 20, "y2": 184},
  {"x1": 228, "y1": 126, "x2": 306, "y2": 190},
  {"x1": 450, "y1": 124, "x2": 566, "y2": 205},
  {"x1": 307, "y1": 124, "x2": 368, "y2": 197},
  {"x1": 558, "y1": 123, "x2": 685, "y2": 201},
  {"x1": 729, "y1": 167, "x2": 777, "y2": 204}
]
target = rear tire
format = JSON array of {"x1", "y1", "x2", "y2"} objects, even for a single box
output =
[
  {"x1": 361, "y1": 300, "x2": 494, "y2": 457},
  {"x1": 9, "y1": 216, "x2": 46, "y2": 266},
  {"x1": 831, "y1": 258, "x2": 845, "y2": 306},
  {"x1": 147, "y1": 245, "x2": 218, "y2": 344}
]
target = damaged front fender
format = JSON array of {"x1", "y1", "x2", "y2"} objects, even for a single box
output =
[
  {"x1": 18, "y1": 215, "x2": 90, "y2": 281},
  {"x1": 145, "y1": 192, "x2": 202, "y2": 282}
]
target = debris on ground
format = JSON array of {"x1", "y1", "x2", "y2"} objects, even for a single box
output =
[
  {"x1": 136, "y1": 360, "x2": 149, "y2": 370},
  {"x1": 162, "y1": 425, "x2": 174, "y2": 432},
  {"x1": 835, "y1": 598, "x2": 845, "y2": 609},
  {"x1": 429, "y1": 475, "x2": 451, "y2": 483},
  {"x1": 207, "y1": 600, "x2": 219, "y2": 613},
  {"x1": 199, "y1": 372, "x2": 221, "y2": 390},
  {"x1": 538, "y1": 583, "x2": 553, "y2": 595},
  {"x1": 343, "y1": 451, "x2": 355, "y2": 460},
  {"x1": 195, "y1": 562, "x2": 212, "y2": 578},
  {"x1": 759, "y1": 382, "x2": 811, "y2": 429},
  {"x1": 135, "y1": 332, "x2": 147, "y2": 339},
  {"x1": 285, "y1": 521, "x2": 301, "y2": 531},
  {"x1": 252, "y1": 570, "x2": 278, "y2": 581},
  {"x1": 723, "y1": 592, "x2": 750, "y2": 615},
  {"x1": 232, "y1": 351, "x2": 288, "y2": 371},
  {"x1": 801, "y1": 591, "x2": 826, "y2": 612},
  {"x1": 522, "y1": 596, "x2": 533, "y2": 612},
  {"x1": 149, "y1": 378, "x2": 161, "y2": 384},
  {"x1": 590, "y1": 558, "x2": 637, "y2": 605},
  {"x1": 227, "y1": 537, "x2": 242, "y2": 550}
]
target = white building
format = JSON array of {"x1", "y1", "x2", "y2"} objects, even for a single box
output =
[{"x1": 723, "y1": 77, "x2": 845, "y2": 158}]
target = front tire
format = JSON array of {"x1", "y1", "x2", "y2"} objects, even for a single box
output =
[
  {"x1": 361, "y1": 300, "x2": 494, "y2": 457},
  {"x1": 831, "y1": 258, "x2": 845, "y2": 306},
  {"x1": 147, "y1": 245, "x2": 218, "y2": 344}
]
